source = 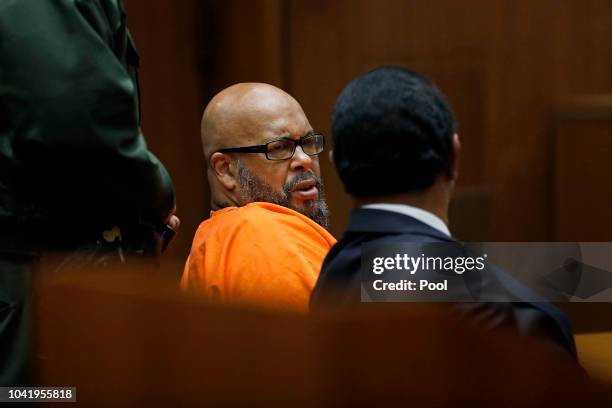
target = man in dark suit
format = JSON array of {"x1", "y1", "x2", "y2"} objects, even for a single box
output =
[{"x1": 311, "y1": 66, "x2": 577, "y2": 357}]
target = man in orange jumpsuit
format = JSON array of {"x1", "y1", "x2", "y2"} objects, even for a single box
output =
[{"x1": 181, "y1": 83, "x2": 336, "y2": 313}]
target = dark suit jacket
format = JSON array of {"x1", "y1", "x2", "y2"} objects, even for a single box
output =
[{"x1": 311, "y1": 208, "x2": 577, "y2": 357}]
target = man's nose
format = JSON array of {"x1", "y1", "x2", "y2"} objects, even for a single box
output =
[{"x1": 289, "y1": 145, "x2": 314, "y2": 171}]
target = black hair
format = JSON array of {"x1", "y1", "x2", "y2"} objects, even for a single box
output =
[{"x1": 332, "y1": 66, "x2": 457, "y2": 197}]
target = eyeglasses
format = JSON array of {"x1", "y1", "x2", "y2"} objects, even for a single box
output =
[{"x1": 216, "y1": 133, "x2": 325, "y2": 161}]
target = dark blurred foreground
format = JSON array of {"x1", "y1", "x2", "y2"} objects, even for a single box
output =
[{"x1": 31, "y1": 260, "x2": 612, "y2": 407}]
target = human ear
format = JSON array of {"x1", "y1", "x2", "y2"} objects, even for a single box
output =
[{"x1": 209, "y1": 152, "x2": 237, "y2": 190}]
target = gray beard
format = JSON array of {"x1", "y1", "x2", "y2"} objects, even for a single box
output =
[{"x1": 236, "y1": 160, "x2": 329, "y2": 229}]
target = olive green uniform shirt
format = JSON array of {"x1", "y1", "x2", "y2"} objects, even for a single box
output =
[
  {"x1": 0, "y1": 0, "x2": 175, "y2": 385},
  {"x1": 0, "y1": 0, "x2": 174, "y2": 252}
]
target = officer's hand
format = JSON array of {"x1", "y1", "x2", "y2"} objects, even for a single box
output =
[
  {"x1": 166, "y1": 214, "x2": 180, "y2": 232},
  {"x1": 156, "y1": 213, "x2": 179, "y2": 253}
]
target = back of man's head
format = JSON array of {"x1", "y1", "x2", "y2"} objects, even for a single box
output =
[{"x1": 332, "y1": 66, "x2": 457, "y2": 198}]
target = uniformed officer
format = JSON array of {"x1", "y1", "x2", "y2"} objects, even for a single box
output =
[{"x1": 0, "y1": 0, "x2": 179, "y2": 385}]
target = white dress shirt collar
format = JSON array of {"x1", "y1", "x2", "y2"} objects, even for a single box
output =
[{"x1": 361, "y1": 203, "x2": 451, "y2": 237}]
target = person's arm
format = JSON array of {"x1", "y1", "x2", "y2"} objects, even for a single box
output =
[{"x1": 0, "y1": 0, "x2": 174, "y2": 224}]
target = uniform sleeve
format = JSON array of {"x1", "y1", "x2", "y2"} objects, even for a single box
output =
[{"x1": 0, "y1": 0, "x2": 173, "y2": 222}]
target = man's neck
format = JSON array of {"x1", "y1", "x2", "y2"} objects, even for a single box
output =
[
  {"x1": 210, "y1": 190, "x2": 243, "y2": 210},
  {"x1": 211, "y1": 197, "x2": 239, "y2": 211},
  {"x1": 353, "y1": 183, "x2": 451, "y2": 225}
]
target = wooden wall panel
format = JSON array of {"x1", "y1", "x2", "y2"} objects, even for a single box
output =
[
  {"x1": 484, "y1": 1, "x2": 612, "y2": 240},
  {"x1": 286, "y1": 0, "x2": 612, "y2": 240},
  {"x1": 554, "y1": 97, "x2": 612, "y2": 241},
  {"x1": 288, "y1": 0, "x2": 499, "y2": 237},
  {"x1": 123, "y1": 0, "x2": 206, "y2": 266},
  {"x1": 202, "y1": 0, "x2": 287, "y2": 92},
  {"x1": 125, "y1": 0, "x2": 612, "y2": 250}
]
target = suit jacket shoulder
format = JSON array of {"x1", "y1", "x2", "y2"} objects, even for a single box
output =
[{"x1": 311, "y1": 208, "x2": 577, "y2": 357}]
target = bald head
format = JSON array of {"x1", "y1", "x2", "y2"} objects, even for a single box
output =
[
  {"x1": 201, "y1": 83, "x2": 328, "y2": 227},
  {"x1": 201, "y1": 83, "x2": 308, "y2": 159}
]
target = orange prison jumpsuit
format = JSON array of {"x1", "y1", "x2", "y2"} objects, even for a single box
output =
[{"x1": 181, "y1": 202, "x2": 336, "y2": 313}]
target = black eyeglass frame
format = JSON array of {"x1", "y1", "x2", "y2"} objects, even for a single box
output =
[{"x1": 215, "y1": 132, "x2": 325, "y2": 161}]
